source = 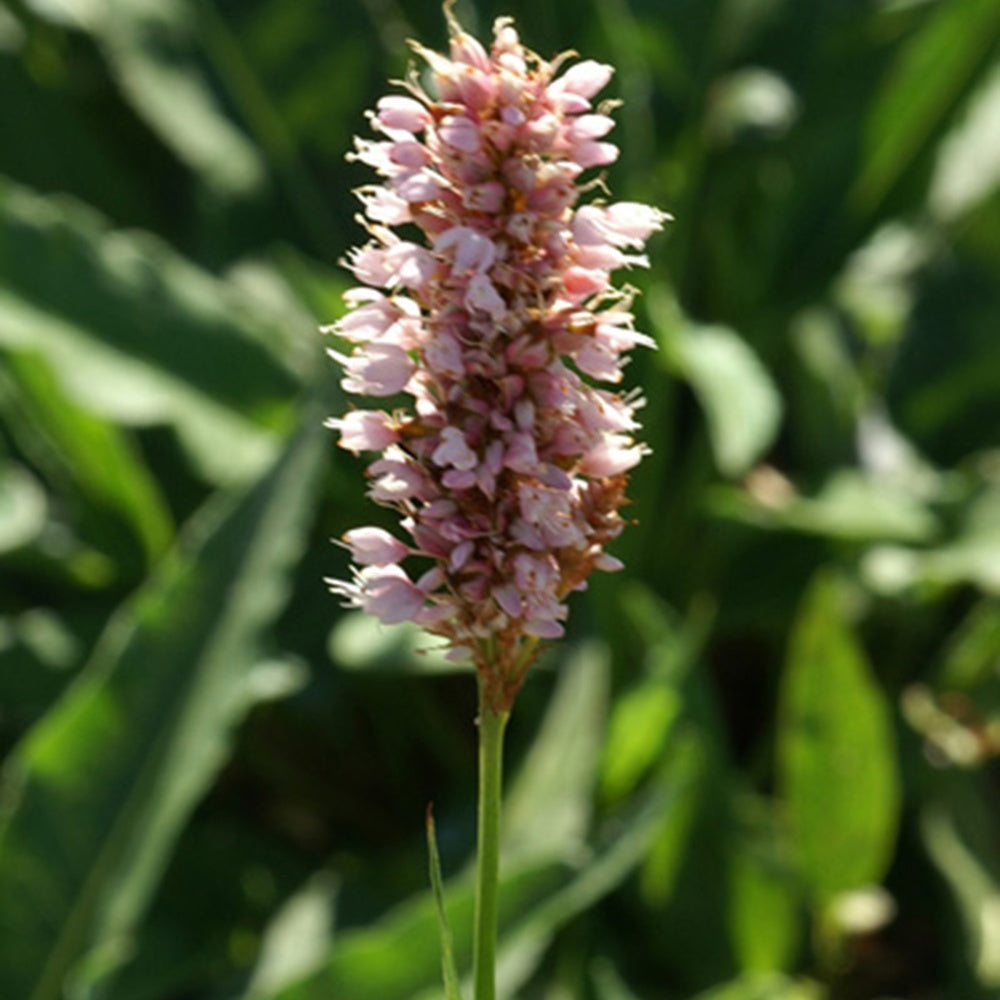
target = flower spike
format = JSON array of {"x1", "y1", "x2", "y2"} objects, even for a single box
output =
[{"x1": 327, "y1": 7, "x2": 668, "y2": 711}]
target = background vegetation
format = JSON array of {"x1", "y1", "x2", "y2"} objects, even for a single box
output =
[{"x1": 1, "y1": 0, "x2": 999, "y2": 997}]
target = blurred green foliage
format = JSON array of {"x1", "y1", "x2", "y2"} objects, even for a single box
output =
[{"x1": 0, "y1": 0, "x2": 998, "y2": 998}]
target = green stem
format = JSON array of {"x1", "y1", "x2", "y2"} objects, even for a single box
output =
[{"x1": 473, "y1": 681, "x2": 509, "y2": 1000}]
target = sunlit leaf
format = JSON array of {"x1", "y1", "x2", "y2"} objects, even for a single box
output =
[
  {"x1": 852, "y1": 0, "x2": 1000, "y2": 215},
  {"x1": 0, "y1": 179, "x2": 305, "y2": 484},
  {"x1": 726, "y1": 798, "x2": 801, "y2": 974},
  {"x1": 922, "y1": 776, "x2": 1000, "y2": 991},
  {"x1": 255, "y1": 858, "x2": 570, "y2": 1000},
  {"x1": 660, "y1": 321, "x2": 783, "y2": 477},
  {"x1": 0, "y1": 462, "x2": 46, "y2": 554},
  {"x1": 0, "y1": 350, "x2": 173, "y2": 567},
  {"x1": 245, "y1": 872, "x2": 339, "y2": 1000},
  {"x1": 502, "y1": 641, "x2": 609, "y2": 858},
  {"x1": 930, "y1": 60, "x2": 1000, "y2": 222},
  {"x1": 718, "y1": 468, "x2": 939, "y2": 544},
  {"x1": 777, "y1": 573, "x2": 901, "y2": 904},
  {"x1": 327, "y1": 613, "x2": 461, "y2": 675}
]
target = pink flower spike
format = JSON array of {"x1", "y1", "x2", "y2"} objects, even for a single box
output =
[
  {"x1": 326, "y1": 7, "x2": 667, "y2": 702},
  {"x1": 343, "y1": 526, "x2": 409, "y2": 565}
]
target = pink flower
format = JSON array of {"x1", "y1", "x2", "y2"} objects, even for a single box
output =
[
  {"x1": 328, "y1": 564, "x2": 427, "y2": 625},
  {"x1": 342, "y1": 526, "x2": 410, "y2": 565},
  {"x1": 326, "y1": 8, "x2": 667, "y2": 710},
  {"x1": 328, "y1": 410, "x2": 397, "y2": 453}
]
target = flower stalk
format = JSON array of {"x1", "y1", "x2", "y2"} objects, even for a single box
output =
[{"x1": 473, "y1": 684, "x2": 508, "y2": 1000}]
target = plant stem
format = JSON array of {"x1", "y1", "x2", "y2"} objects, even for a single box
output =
[{"x1": 473, "y1": 681, "x2": 509, "y2": 1000}]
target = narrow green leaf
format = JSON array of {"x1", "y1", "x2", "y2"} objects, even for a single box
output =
[
  {"x1": 661, "y1": 322, "x2": 782, "y2": 477},
  {"x1": 930, "y1": 60, "x2": 1000, "y2": 222},
  {"x1": 922, "y1": 780, "x2": 1000, "y2": 990},
  {"x1": 0, "y1": 411, "x2": 325, "y2": 1000},
  {"x1": 492, "y1": 775, "x2": 678, "y2": 999},
  {"x1": 501, "y1": 641, "x2": 609, "y2": 858},
  {"x1": 426, "y1": 807, "x2": 464, "y2": 1000},
  {"x1": 777, "y1": 573, "x2": 901, "y2": 904},
  {"x1": 0, "y1": 349, "x2": 173, "y2": 566}
]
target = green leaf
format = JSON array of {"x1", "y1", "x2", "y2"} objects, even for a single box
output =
[
  {"x1": 502, "y1": 641, "x2": 609, "y2": 858},
  {"x1": 777, "y1": 573, "x2": 901, "y2": 904},
  {"x1": 248, "y1": 672, "x2": 675, "y2": 1000},
  {"x1": 0, "y1": 179, "x2": 304, "y2": 483},
  {"x1": 852, "y1": 0, "x2": 1000, "y2": 216},
  {"x1": 0, "y1": 410, "x2": 325, "y2": 1000},
  {"x1": 688, "y1": 974, "x2": 822, "y2": 1000},
  {"x1": 930, "y1": 59, "x2": 1000, "y2": 222},
  {"x1": 22, "y1": 0, "x2": 264, "y2": 195},
  {"x1": 244, "y1": 872, "x2": 338, "y2": 1000},
  {"x1": 921, "y1": 773, "x2": 1000, "y2": 991},
  {"x1": 863, "y1": 485, "x2": 1000, "y2": 597},
  {"x1": 257, "y1": 857, "x2": 570, "y2": 1000},
  {"x1": 489, "y1": 778, "x2": 676, "y2": 1000},
  {"x1": 600, "y1": 680, "x2": 681, "y2": 804},
  {"x1": 937, "y1": 599, "x2": 1000, "y2": 691},
  {"x1": 327, "y1": 613, "x2": 462, "y2": 675},
  {"x1": 426, "y1": 808, "x2": 464, "y2": 1000},
  {"x1": 713, "y1": 469, "x2": 939, "y2": 545},
  {"x1": 661, "y1": 321, "x2": 783, "y2": 477},
  {"x1": 0, "y1": 350, "x2": 173, "y2": 567},
  {"x1": 726, "y1": 799, "x2": 801, "y2": 974},
  {"x1": 0, "y1": 461, "x2": 46, "y2": 554}
]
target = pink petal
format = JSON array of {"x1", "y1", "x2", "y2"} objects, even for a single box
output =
[
  {"x1": 375, "y1": 95, "x2": 432, "y2": 132},
  {"x1": 439, "y1": 115, "x2": 481, "y2": 153},
  {"x1": 343, "y1": 526, "x2": 409, "y2": 565},
  {"x1": 466, "y1": 273, "x2": 506, "y2": 317},
  {"x1": 359, "y1": 565, "x2": 426, "y2": 624},
  {"x1": 329, "y1": 410, "x2": 397, "y2": 453},
  {"x1": 551, "y1": 60, "x2": 614, "y2": 99}
]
